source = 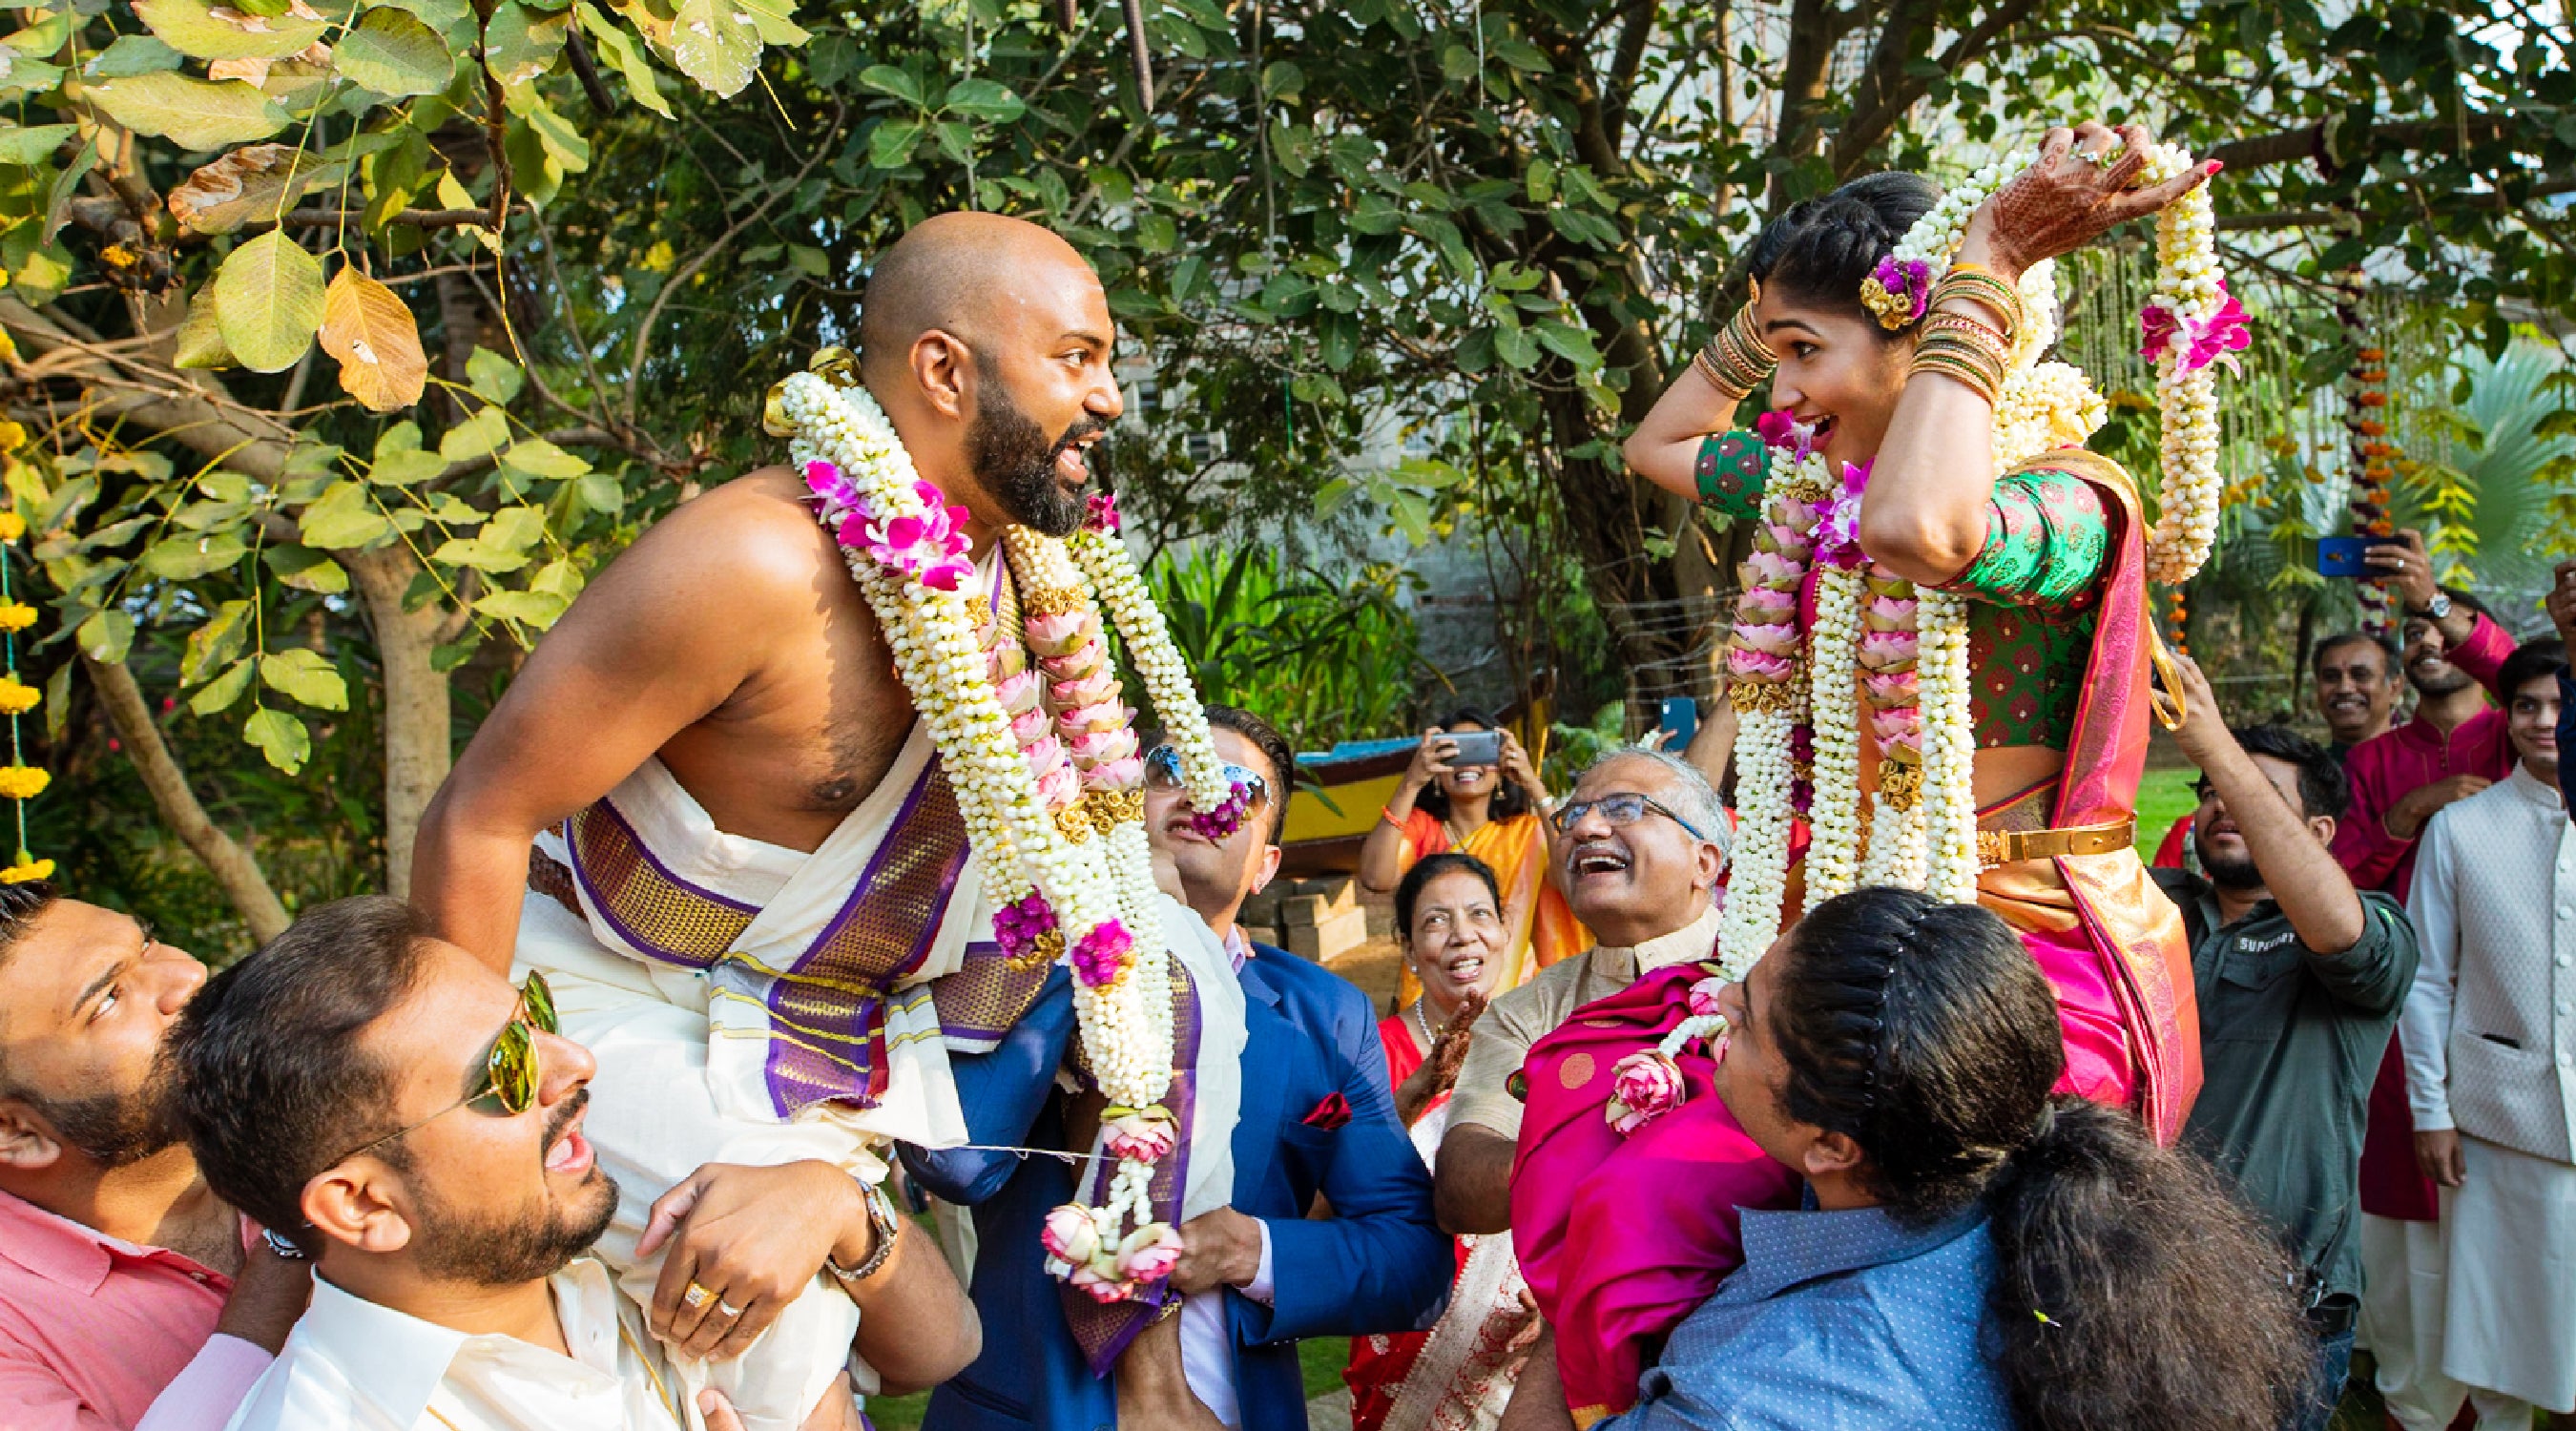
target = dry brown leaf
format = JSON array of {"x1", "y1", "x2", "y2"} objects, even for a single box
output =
[
  {"x1": 167, "y1": 142, "x2": 316, "y2": 234},
  {"x1": 206, "y1": 54, "x2": 271, "y2": 84},
  {"x1": 318, "y1": 266, "x2": 426, "y2": 412}
]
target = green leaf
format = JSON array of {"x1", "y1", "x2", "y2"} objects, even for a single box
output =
[
  {"x1": 299, "y1": 479, "x2": 395, "y2": 549},
  {"x1": 260, "y1": 647, "x2": 348, "y2": 710},
  {"x1": 484, "y1": 0, "x2": 571, "y2": 85},
  {"x1": 429, "y1": 634, "x2": 483, "y2": 672},
  {"x1": 42, "y1": 663, "x2": 70, "y2": 742},
  {"x1": 180, "y1": 599, "x2": 252, "y2": 684},
  {"x1": 131, "y1": 0, "x2": 327, "y2": 60},
  {"x1": 500, "y1": 438, "x2": 589, "y2": 480},
  {"x1": 262, "y1": 544, "x2": 348, "y2": 593},
  {"x1": 243, "y1": 707, "x2": 311, "y2": 774},
  {"x1": 867, "y1": 118, "x2": 922, "y2": 169},
  {"x1": 1494, "y1": 323, "x2": 1538, "y2": 370},
  {"x1": 506, "y1": 82, "x2": 591, "y2": 171},
  {"x1": 212, "y1": 229, "x2": 326, "y2": 373},
  {"x1": 466, "y1": 345, "x2": 525, "y2": 404},
  {"x1": 366, "y1": 444, "x2": 446, "y2": 485},
  {"x1": 42, "y1": 137, "x2": 95, "y2": 244},
  {"x1": 787, "y1": 243, "x2": 826, "y2": 278},
  {"x1": 1534, "y1": 320, "x2": 1601, "y2": 368},
  {"x1": 83, "y1": 73, "x2": 289, "y2": 151},
  {"x1": 473, "y1": 586, "x2": 569, "y2": 626},
  {"x1": 172, "y1": 293, "x2": 236, "y2": 369},
  {"x1": 0, "y1": 123, "x2": 73, "y2": 166},
  {"x1": 483, "y1": 504, "x2": 548, "y2": 551},
  {"x1": 943, "y1": 77, "x2": 1023, "y2": 122},
  {"x1": 439, "y1": 405, "x2": 510, "y2": 461},
  {"x1": 857, "y1": 63, "x2": 922, "y2": 106},
  {"x1": 433, "y1": 536, "x2": 531, "y2": 572},
  {"x1": 188, "y1": 655, "x2": 254, "y2": 716},
  {"x1": 335, "y1": 6, "x2": 452, "y2": 96},
  {"x1": 84, "y1": 34, "x2": 186, "y2": 77},
  {"x1": 77, "y1": 609, "x2": 135, "y2": 663},
  {"x1": 573, "y1": 469, "x2": 622, "y2": 515},
  {"x1": 3, "y1": 9, "x2": 70, "y2": 56},
  {"x1": 573, "y1": 3, "x2": 669, "y2": 116},
  {"x1": 668, "y1": 0, "x2": 758, "y2": 97},
  {"x1": 139, "y1": 529, "x2": 246, "y2": 579}
]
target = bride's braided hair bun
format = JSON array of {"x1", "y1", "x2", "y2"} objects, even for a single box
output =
[{"x1": 1746, "y1": 174, "x2": 1942, "y2": 330}]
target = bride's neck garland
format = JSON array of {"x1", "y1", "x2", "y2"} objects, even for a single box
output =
[
  {"x1": 1713, "y1": 139, "x2": 2239, "y2": 975},
  {"x1": 773, "y1": 365, "x2": 1248, "y2": 1304}
]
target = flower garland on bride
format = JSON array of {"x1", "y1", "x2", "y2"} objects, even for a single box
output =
[
  {"x1": 1714, "y1": 138, "x2": 2240, "y2": 974},
  {"x1": 771, "y1": 358, "x2": 1251, "y2": 1303}
]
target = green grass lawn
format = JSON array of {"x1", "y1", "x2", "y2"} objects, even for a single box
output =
[{"x1": 2135, "y1": 765, "x2": 2197, "y2": 861}]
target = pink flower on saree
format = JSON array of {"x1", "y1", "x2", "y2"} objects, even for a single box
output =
[{"x1": 1606, "y1": 1050, "x2": 1687, "y2": 1135}]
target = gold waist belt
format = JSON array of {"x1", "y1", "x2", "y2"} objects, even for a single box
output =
[{"x1": 1975, "y1": 819, "x2": 2134, "y2": 868}]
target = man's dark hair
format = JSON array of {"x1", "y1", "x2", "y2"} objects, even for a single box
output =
[
  {"x1": 2228, "y1": 724, "x2": 2349, "y2": 820},
  {"x1": 1411, "y1": 706, "x2": 1533, "y2": 822},
  {"x1": 1201, "y1": 705, "x2": 1297, "y2": 844},
  {"x1": 1772, "y1": 888, "x2": 2313, "y2": 1431},
  {"x1": 2499, "y1": 639, "x2": 2570, "y2": 706},
  {"x1": 1394, "y1": 852, "x2": 1503, "y2": 944},
  {"x1": 2310, "y1": 630, "x2": 2397, "y2": 679},
  {"x1": 0, "y1": 880, "x2": 60, "y2": 974},
  {"x1": 166, "y1": 896, "x2": 431, "y2": 1252}
]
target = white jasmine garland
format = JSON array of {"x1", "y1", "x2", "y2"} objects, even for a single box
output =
[
  {"x1": 1803, "y1": 563, "x2": 1865, "y2": 909},
  {"x1": 1914, "y1": 588, "x2": 1981, "y2": 902},
  {"x1": 1066, "y1": 527, "x2": 1238, "y2": 817},
  {"x1": 775, "y1": 370, "x2": 1227, "y2": 1264},
  {"x1": 1718, "y1": 704, "x2": 1803, "y2": 966}
]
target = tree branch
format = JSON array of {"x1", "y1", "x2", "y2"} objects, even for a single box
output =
[
  {"x1": 2203, "y1": 116, "x2": 2517, "y2": 173},
  {"x1": 81, "y1": 655, "x2": 291, "y2": 948},
  {"x1": 1830, "y1": 0, "x2": 2044, "y2": 177}
]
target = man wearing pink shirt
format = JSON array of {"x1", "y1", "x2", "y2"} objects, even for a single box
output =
[{"x1": 0, "y1": 883, "x2": 310, "y2": 1429}]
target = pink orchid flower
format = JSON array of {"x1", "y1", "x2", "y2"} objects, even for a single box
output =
[
  {"x1": 2138, "y1": 281, "x2": 2253, "y2": 374},
  {"x1": 1753, "y1": 408, "x2": 1821, "y2": 460}
]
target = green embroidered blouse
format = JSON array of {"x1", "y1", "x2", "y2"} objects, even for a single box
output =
[{"x1": 1693, "y1": 429, "x2": 2115, "y2": 750}]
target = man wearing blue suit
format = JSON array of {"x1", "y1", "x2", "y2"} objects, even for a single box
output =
[{"x1": 904, "y1": 706, "x2": 1449, "y2": 1430}]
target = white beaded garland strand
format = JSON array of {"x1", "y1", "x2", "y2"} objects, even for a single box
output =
[{"x1": 1803, "y1": 564, "x2": 1866, "y2": 910}]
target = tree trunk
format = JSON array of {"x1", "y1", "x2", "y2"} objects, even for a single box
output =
[
  {"x1": 81, "y1": 655, "x2": 292, "y2": 949},
  {"x1": 344, "y1": 545, "x2": 451, "y2": 901}
]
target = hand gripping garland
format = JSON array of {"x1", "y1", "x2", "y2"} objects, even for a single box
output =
[
  {"x1": 1628, "y1": 142, "x2": 2243, "y2": 1135},
  {"x1": 770, "y1": 357, "x2": 1253, "y2": 1301}
]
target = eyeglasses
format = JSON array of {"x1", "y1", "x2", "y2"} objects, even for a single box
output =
[
  {"x1": 1143, "y1": 744, "x2": 1271, "y2": 809},
  {"x1": 333, "y1": 972, "x2": 560, "y2": 1165},
  {"x1": 1548, "y1": 791, "x2": 1709, "y2": 841}
]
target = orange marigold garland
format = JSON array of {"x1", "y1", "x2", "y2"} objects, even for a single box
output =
[
  {"x1": 2337, "y1": 272, "x2": 2395, "y2": 638},
  {"x1": 0, "y1": 425, "x2": 48, "y2": 883}
]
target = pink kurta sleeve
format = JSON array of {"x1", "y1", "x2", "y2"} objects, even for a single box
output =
[
  {"x1": 2448, "y1": 612, "x2": 2514, "y2": 695},
  {"x1": 132, "y1": 1335, "x2": 271, "y2": 1431}
]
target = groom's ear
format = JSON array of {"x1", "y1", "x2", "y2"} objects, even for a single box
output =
[{"x1": 909, "y1": 328, "x2": 977, "y2": 421}]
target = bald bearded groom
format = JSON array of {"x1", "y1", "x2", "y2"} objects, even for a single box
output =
[{"x1": 409, "y1": 214, "x2": 1244, "y2": 1429}]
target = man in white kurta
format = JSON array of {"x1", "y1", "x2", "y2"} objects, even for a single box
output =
[{"x1": 2400, "y1": 648, "x2": 2575, "y2": 1428}]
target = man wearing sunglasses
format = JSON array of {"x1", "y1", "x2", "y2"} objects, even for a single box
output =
[
  {"x1": 171, "y1": 897, "x2": 978, "y2": 1431},
  {"x1": 907, "y1": 707, "x2": 1446, "y2": 1431},
  {"x1": 1432, "y1": 748, "x2": 1733, "y2": 1240},
  {"x1": 0, "y1": 883, "x2": 313, "y2": 1430}
]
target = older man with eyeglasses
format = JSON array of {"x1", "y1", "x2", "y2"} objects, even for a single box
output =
[{"x1": 1431, "y1": 748, "x2": 1733, "y2": 1240}]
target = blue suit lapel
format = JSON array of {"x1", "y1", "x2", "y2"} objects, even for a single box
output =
[{"x1": 1230, "y1": 954, "x2": 1292, "y2": 1223}]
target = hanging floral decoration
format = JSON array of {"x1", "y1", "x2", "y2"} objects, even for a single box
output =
[
  {"x1": 0, "y1": 424, "x2": 45, "y2": 885},
  {"x1": 770, "y1": 360, "x2": 1233, "y2": 1303}
]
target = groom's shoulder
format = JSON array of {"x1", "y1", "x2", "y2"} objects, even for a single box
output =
[{"x1": 607, "y1": 466, "x2": 847, "y2": 597}]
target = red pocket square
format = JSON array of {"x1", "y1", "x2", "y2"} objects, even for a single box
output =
[{"x1": 1301, "y1": 1092, "x2": 1352, "y2": 1130}]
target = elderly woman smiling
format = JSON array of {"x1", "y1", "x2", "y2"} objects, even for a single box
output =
[{"x1": 1344, "y1": 853, "x2": 1538, "y2": 1431}]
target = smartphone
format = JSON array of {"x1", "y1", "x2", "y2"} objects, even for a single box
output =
[
  {"x1": 1659, "y1": 697, "x2": 1699, "y2": 751},
  {"x1": 2316, "y1": 536, "x2": 2373, "y2": 578},
  {"x1": 1444, "y1": 730, "x2": 1504, "y2": 767}
]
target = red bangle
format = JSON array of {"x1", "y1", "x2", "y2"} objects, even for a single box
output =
[{"x1": 1380, "y1": 806, "x2": 1407, "y2": 829}]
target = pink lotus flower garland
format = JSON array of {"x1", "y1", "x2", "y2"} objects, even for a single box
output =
[
  {"x1": 2138, "y1": 280, "x2": 2251, "y2": 376},
  {"x1": 1857, "y1": 570, "x2": 1922, "y2": 761},
  {"x1": 1603, "y1": 973, "x2": 1732, "y2": 1135},
  {"x1": 804, "y1": 461, "x2": 974, "y2": 591},
  {"x1": 1724, "y1": 415, "x2": 1827, "y2": 696},
  {"x1": 1042, "y1": 1205, "x2": 1185, "y2": 1304}
]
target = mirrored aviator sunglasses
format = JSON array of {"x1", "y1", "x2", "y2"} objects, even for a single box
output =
[
  {"x1": 1144, "y1": 743, "x2": 1272, "y2": 807},
  {"x1": 334, "y1": 971, "x2": 563, "y2": 1167}
]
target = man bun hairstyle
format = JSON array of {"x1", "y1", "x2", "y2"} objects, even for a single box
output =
[
  {"x1": 166, "y1": 896, "x2": 433, "y2": 1253},
  {"x1": 1771, "y1": 887, "x2": 2313, "y2": 1431},
  {"x1": 1394, "y1": 851, "x2": 1502, "y2": 945},
  {"x1": 1745, "y1": 173, "x2": 1942, "y2": 331}
]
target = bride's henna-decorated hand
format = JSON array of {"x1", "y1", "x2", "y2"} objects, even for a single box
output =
[{"x1": 1961, "y1": 121, "x2": 2218, "y2": 280}]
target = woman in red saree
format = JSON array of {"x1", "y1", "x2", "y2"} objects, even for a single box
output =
[
  {"x1": 1345, "y1": 853, "x2": 1541, "y2": 1431},
  {"x1": 1515, "y1": 128, "x2": 2219, "y2": 1424}
]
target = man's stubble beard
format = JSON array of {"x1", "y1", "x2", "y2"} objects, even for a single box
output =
[
  {"x1": 25, "y1": 1083, "x2": 181, "y2": 1169},
  {"x1": 400, "y1": 1095, "x2": 619, "y2": 1288},
  {"x1": 2407, "y1": 662, "x2": 2474, "y2": 699},
  {"x1": 2192, "y1": 834, "x2": 2263, "y2": 894},
  {"x1": 965, "y1": 371, "x2": 1102, "y2": 538}
]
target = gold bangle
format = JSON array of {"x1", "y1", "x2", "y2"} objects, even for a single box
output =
[
  {"x1": 1929, "y1": 264, "x2": 2025, "y2": 341},
  {"x1": 1920, "y1": 313, "x2": 2013, "y2": 366},
  {"x1": 1911, "y1": 337, "x2": 2008, "y2": 390},
  {"x1": 1694, "y1": 306, "x2": 1775, "y2": 396},
  {"x1": 1910, "y1": 354, "x2": 2005, "y2": 405}
]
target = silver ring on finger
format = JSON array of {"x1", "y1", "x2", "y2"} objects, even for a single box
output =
[{"x1": 716, "y1": 1297, "x2": 744, "y2": 1319}]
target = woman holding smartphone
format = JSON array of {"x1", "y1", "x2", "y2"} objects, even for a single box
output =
[{"x1": 1359, "y1": 707, "x2": 1591, "y2": 995}]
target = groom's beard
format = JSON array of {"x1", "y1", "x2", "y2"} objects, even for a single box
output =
[{"x1": 967, "y1": 375, "x2": 1104, "y2": 538}]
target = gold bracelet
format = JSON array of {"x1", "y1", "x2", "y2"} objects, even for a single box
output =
[
  {"x1": 1909, "y1": 348, "x2": 2005, "y2": 405},
  {"x1": 1920, "y1": 312, "x2": 2013, "y2": 364},
  {"x1": 1695, "y1": 305, "x2": 1776, "y2": 396},
  {"x1": 1912, "y1": 334, "x2": 2009, "y2": 391}
]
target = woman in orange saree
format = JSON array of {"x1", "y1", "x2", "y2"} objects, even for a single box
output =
[{"x1": 1359, "y1": 708, "x2": 1591, "y2": 999}]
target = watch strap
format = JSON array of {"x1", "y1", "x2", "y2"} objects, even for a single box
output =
[{"x1": 825, "y1": 1180, "x2": 902, "y2": 1290}]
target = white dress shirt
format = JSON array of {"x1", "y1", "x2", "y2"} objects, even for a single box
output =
[
  {"x1": 2400, "y1": 763, "x2": 2576, "y2": 1163},
  {"x1": 222, "y1": 1258, "x2": 685, "y2": 1431},
  {"x1": 1179, "y1": 924, "x2": 1278, "y2": 1428}
]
